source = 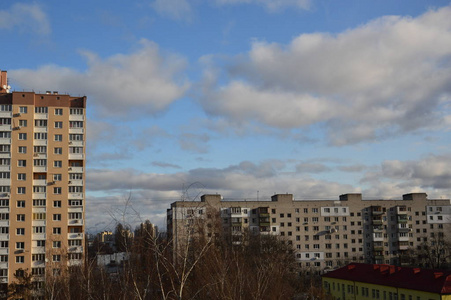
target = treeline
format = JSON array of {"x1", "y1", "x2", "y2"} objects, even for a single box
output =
[{"x1": 7, "y1": 220, "x2": 331, "y2": 300}]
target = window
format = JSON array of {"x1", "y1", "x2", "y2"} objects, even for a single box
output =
[
  {"x1": 0, "y1": 241, "x2": 8, "y2": 248},
  {"x1": 33, "y1": 199, "x2": 46, "y2": 207},
  {"x1": 33, "y1": 186, "x2": 46, "y2": 193},
  {"x1": 69, "y1": 121, "x2": 83, "y2": 128},
  {"x1": 70, "y1": 108, "x2": 83, "y2": 115},
  {"x1": 16, "y1": 228, "x2": 24, "y2": 235},
  {"x1": 0, "y1": 105, "x2": 11, "y2": 112},
  {"x1": 68, "y1": 212, "x2": 82, "y2": 220},
  {"x1": 52, "y1": 255, "x2": 61, "y2": 262},
  {"x1": 0, "y1": 131, "x2": 10, "y2": 138},
  {"x1": 18, "y1": 119, "x2": 27, "y2": 127},
  {"x1": 34, "y1": 132, "x2": 47, "y2": 140},
  {"x1": 17, "y1": 187, "x2": 25, "y2": 194},
  {"x1": 69, "y1": 186, "x2": 83, "y2": 193},
  {"x1": 19, "y1": 106, "x2": 27, "y2": 114},
  {"x1": 69, "y1": 147, "x2": 83, "y2": 154},
  {"x1": 18, "y1": 160, "x2": 26, "y2": 167},
  {"x1": 0, "y1": 172, "x2": 9, "y2": 179},
  {"x1": 32, "y1": 213, "x2": 46, "y2": 220},
  {"x1": 18, "y1": 173, "x2": 26, "y2": 180},
  {"x1": 69, "y1": 134, "x2": 83, "y2": 141},
  {"x1": 0, "y1": 214, "x2": 9, "y2": 221},
  {"x1": 54, "y1": 108, "x2": 63, "y2": 115},
  {"x1": 53, "y1": 241, "x2": 61, "y2": 248},
  {"x1": 312, "y1": 208, "x2": 318, "y2": 213},
  {"x1": 0, "y1": 200, "x2": 8, "y2": 207},
  {"x1": 53, "y1": 201, "x2": 61, "y2": 208},
  {"x1": 54, "y1": 121, "x2": 63, "y2": 128},
  {"x1": 53, "y1": 174, "x2": 62, "y2": 181},
  {"x1": 18, "y1": 146, "x2": 26, "y2": 154},
  {"x1": 34, "y1": 120, "x2": 47, "y2": 127},
  {"x1": 0, "y1": 145, "x2": 10, "y2": 153},
  {"x1": 17, "y1": 201, "x2": 25, "y2": 208},
  {"x1": 36, "y1": 240, "x2": 45, "y2": 247},
  {"x1": 33, "y1": 226, "x2": 45, "y2": 233},
  {"x1": 33, "y1": 159, "x2": 46, "y2": 166},
  {"x1": 69, "y1": 240, "x2": 82, "y2": 246},
  {"x1": 32, "y1": 254, "x2": 45, "y2": 262},
  {"x1": 16, "y1": 242, "x2": 24, "y2": 249},
  {"x1": 54, "y1": 147, "x2": 62, "y2": 155},
  {"x1": 0, "y1": 118, "x2": 10, "y2": 125},
  {"x1": 54, "y1": 134, "x2": 62, "y2": 142},
  {"x1": 35, "y1": 107, "x2": 48, "y2": 113},
  {"x1": 18, "y1": 133, "x2": 27, "y2": 140},
  {"x1": 34, "y1": 146, "x2": 46, "y2": 153},
  {"x1": 54, "y1": 187, "x2": 61, "y2": 194},
  {"x1": 54, "y1": 161, "x2": 62, "y2": 168},
  {"x1": 53, "y1": 214, "x2": 61, "y2": 221},
  {"x1": 69, "y1": 200, "x2": 82, "y2": 206},
  {"x1": 53, "y1": 227, "x2": 61, "y2": 234},
  {"x1": 16, "y1": 256, "x2": 24, "y2": 263}
]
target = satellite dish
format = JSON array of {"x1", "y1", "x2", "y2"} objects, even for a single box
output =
[
  {"x1": 2, "y1": 85, "x2": 5, "y2": 89},
  {"x1": 45, "y1": 258, "x2": 49, "y2": 262}
]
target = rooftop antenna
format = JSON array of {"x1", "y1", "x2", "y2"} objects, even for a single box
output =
[{"x1": 257, "y1": 190, "x2": 259, "y2": 201}]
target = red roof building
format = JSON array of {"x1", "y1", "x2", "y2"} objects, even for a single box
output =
[{"x1": 322, "y1": 263, "x2": 451, "y2": 300}]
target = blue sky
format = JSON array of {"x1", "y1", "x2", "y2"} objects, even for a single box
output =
[{"x1": 2, "y1": 0, "x2": 451, "y2": 232}]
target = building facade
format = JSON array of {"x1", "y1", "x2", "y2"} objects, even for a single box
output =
[
  {"x1": 0, "y1": 70, "x2": 86, "y2": 284},
  {"x1": 167, "y1": 192, "x2": 451, "y2": 270},
  {"x1": 322, "y1": 263, "x2": 451, "y2": 300}
]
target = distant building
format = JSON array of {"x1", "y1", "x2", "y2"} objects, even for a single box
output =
[
  {"x1": 0, "y1": 69, "x2": 86, "y2": 284},
  {"x1": 322, "y1": 263, "x2": 451, "y2": 300},
  {"x1": 167, "y1": 193, "x2": 451, "y2": 270}
]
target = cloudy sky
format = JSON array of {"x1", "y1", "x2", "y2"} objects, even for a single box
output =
[{"x1": 2, "y1": 0, "x2": 451, "y2": 232}]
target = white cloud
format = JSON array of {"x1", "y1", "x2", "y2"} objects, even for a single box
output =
[
  {"x1": 150, "y1": 0, "x2": 193, "y2": 21},
  {"x1": 215, "y1": 0, "x2": 310, "y2": 12},
  {"x1": 10, "y1": 40, "x2": 189, "y2": 118},
  {"x1": 201, "y1": 6, "x2": 451, "y2": 145},
  {"x1": 0, "y1": 3, "x2": 50, "y2": 35}
]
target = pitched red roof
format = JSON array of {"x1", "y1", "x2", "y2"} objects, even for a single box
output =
[{"x1": 322, "y1": 263, "x2": 451, "y2": 294}]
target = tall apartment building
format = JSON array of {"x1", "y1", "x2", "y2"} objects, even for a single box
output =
[
  {"x1": 167, "y1": 192, "x2": 451, "y2": 270},
  {"x1": 0, "y1": 70, "x2": 86, "y2": 284}
]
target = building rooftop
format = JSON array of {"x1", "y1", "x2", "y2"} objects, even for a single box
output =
[{"x1": 323, "y1": 263, "x2": 451, "y2": 294}]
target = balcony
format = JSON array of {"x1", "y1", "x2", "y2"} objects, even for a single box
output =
[
  {"x1": 372, "y1": 226, "x2": 383, "y2": 232},
  {"x1": 68, "y1": 207, "x2": 83, "y2": 213},
  {"x1": 399, "y1": 245, "x2": 409, "y2": 251},
  {"x1": 68, "y1": 246, "x2": 83, "y2": 253},
  {"x1": 0, "y1": 125, "x2": 11, "y2": 131},
  {"x1": 69, "y1": 140, "x2": 83, "y2": 147},
  {"x1": 371, "y1": 219, "x2": 382, "y2": 225},
  {"x1": 69, "y1": 193, "x2": 83, "y2": 200},
  {"x1": 373, "y1": 246, "x2": 384, "y2": 252},
  {"x1": 0, "y1": 249, "x2": 8, "y2": 255},
  {"x1": 372, "y1": 234, "x2": 383, "y2": 242},
  {"x1": 68, "y1": 167, "x2": 83, "y2": 173},
  {"x1": 68, "y1": 219, "x2": 83, "y2": 226},
  {"x1": 32, "y1": 207, "x2": 46, "y2": 213},
  {"x1": 0, "y1": 153, "x2": 10, "y2": 159},
  {"x1": 397, "y1": 224, "x2": 410, "y2": 231},
  {"x1": 397, "y1": 216, "x2": 408, "y2": 224},
  {"x1": 33, "y1": 179, "x2": 47, "y2": 186},
  {"x1": 33, "y1": 140, "x2": 47, "y2": 146},
  {"x1": 68, "y1": 128, "x2": 84, "y2": 134},
  {"x1": 68, "y1": 153, "x2": 84, "y2": 160},
  {"x1": 0, "y1": 234, "x2": 9, "y2": 241},
  {"x1": 69, "y1": 114, "x2": 84, "y2": 121},
  {"x1": 371, "y1": 206, "x2": 383, "y2": 215},
  {"x1": 231, "y1": 217, "x2": 242, "y2": 226},
  {"x1": 33, "y1": 127, "x2": 47, "y2": 133},
  {"x1": 31, "y1": 247, "x2": 45, "y2": 254},
  {"x1": 32, "y1": 233, "x2": 46, "y2": 240},
  {"x1": 33, "y1": 166, "x2": 47, "y2": 172},
  {"x1": 32, "y1": 193, "x2": 47, "y2": 199},
  {"x1": 68, "y1": 259, "x2": 83, "y2": 266},
  {"x1": 397, "y1": 235, "x2": 409, "y2": 242},
  {"x1": 68, "y1": 233, "x2": 83, "y2": 239},
  {"x1": 0, "y1": 166, "x2": 10, "y2": 172},
  {"x1": 396, "y1": 206, "x2": 408, "y2": 215}
]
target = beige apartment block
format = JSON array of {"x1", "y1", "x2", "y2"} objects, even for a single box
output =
[
  {"x1": 167, "y1": 192, "x2": 451, "y2": 270},
  {"x1": 0, "y1": 70, "x2": 86, "y2": 284}
]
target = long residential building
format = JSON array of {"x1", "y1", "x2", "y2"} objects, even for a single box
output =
[
  {"x1": 167, "y1": 192, "x2": 451, "y2": 269},
  {"x1": 322, "y1": 263, "x2": 451, "y2": 300},
  {"x1": 0, "y1": 70, "x2": 86, "y2": 284}
]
